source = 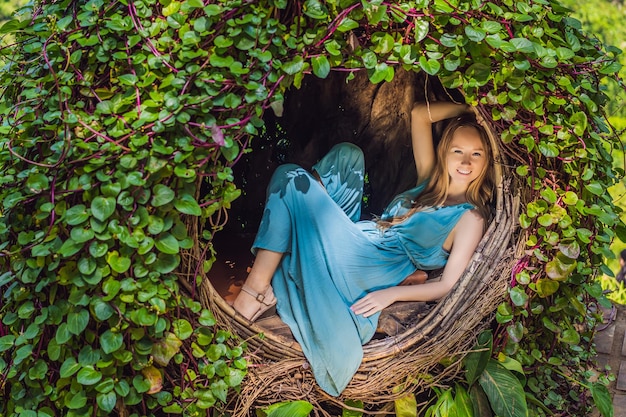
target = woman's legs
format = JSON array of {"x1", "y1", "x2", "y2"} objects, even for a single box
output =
[
  {"x1": 232, "y1": 249, "x2": 283, "y2": 320},
  {"x1": 232, "y1": 143, "x2": 364, "y2": 321}
]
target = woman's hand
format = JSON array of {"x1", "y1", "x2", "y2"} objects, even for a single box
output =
[{"x1": 351, "y1": 287, "x2": 400, "y2": 318}]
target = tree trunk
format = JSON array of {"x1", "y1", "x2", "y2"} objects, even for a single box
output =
[{"x1": 227, "y1": 70, "x2": 462, "y2": 233}]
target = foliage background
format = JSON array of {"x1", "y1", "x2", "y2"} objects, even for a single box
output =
[
  {"x1": 0, "y1": 0, "x2": 624, "y2": 416},
  {"x1": 559, "y1": 0, "x2": 626, "y2": 300}
]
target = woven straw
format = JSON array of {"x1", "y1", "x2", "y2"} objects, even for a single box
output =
[{"x1": 184, "y1": 105, "x2": 520, "y2": 416}]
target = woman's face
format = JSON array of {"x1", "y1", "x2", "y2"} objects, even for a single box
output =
[{"x1": 445, "y1": 126, "x2": 487, "y2": 186}]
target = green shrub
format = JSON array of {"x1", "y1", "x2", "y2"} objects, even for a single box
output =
[{"x1": 0, "y1": 0, "x2": 622, "y2": 415}]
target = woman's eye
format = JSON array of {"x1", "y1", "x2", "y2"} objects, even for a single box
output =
[{"x1": 473, "y1": 152, "x2": 482, "y2": 157}]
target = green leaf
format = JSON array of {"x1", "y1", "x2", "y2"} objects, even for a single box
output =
[
  {"x1": 92, "y1": 299, "x2": 114, "y2": 321},
  {"x1": 77, "y1": 366, "x2": 103, "y2": 385},
  {"x1": 414, "y1": 19, "x2": 429, "y2": 42},
  {"x1": 478, "y1": 360, "x2": 528, "y2": 417},
  {"x1": 570, "y1": 111, "x2": 588, "y2": 136},
  {"x1": 426, "y1": 388, "x2": 455, "y2": 416},
  {"x1": 469, "y1": 384, "x2": 492, "y2": 417},
  {"x1": 89, "y1": 241, "x2": 108, "y2": 258},
  {"x1": 465, "y1": 62, "x2": 491, "y2": 85},
  {"x1": 510, "y1": 37, "x2": 535, "y2": 53},
  {"x1": 537, "y1": 213, "x2": 554, "y2": 227},
  {"x1": 71, "y1": 227, "x2": 95, "y2": 243},
  {"x1": 371, "y1": 32, "x2": 394, "y2": 54},
  {"x1": 585, "y1": 181, "x2": 604, "y2": 196},
  {"x1": 558, "y1": 239, "x2": 580, "y2": 259},
  {"x1": 536, "y1": 278, "x2": 559, "y2": 297},
  {"x1": 418, "y1": 56, "x2": 440, "y2": 76},
  {"x1": 97, "y1": 392, "x2": 117, "y2": 413},
  {"x1": 153, "y1": 253, "x2": 180, "y2": 273},
  {"x1": 174, "y1": 194, "x2": 202, "y2": 216},
  {"x1": 209, "y1": 53, "x2": 234, "y2": 68},
  {"x1": 60, "y1": 357, "x2": 81, "y2": 378},
  {"x1": 540, "y1": 188, "x2": 557, "y2": 204},
  {"x1": 263, "y1": 400, "x2": 314, "y2": 417},
  {"x1": 555, "y1": 47, "x2": 575, "y2": 60},
  {"x1": 363, "y1": 1, "x2": 387, "y2": 25},
  {"x1": 497, "y1": 354, "x2": 525, "y2": 377},
  {"x1": 282, "y1": 56, "x2": 305, "y2": 75},
  {"x1": 311, "y1": 55, "x2": 330, "y2": 79},
  {"x1": 152, "y1": 184, "x2": 175, "y2": 207},
  {"x1": 65, "y1": 391, "x2": 87, "y2": 410},
  {"x1": 509, "y1": 286, "x2": 529, "y2": 307},
  {"x1": 0, "y1": 18, "x2": 29, "y2": 34},
  {"x1": 559, "y1": 328, "x2": 581, "y2": 345},
  {"x1": 507, "y1": 321, "x2": 524, "y2": 343},
  {"x1": 118, "y1": 74, "x2": 138, "y2": 85},
  {"x1": 163, "y1": 1, "x2": 180, "y2": 16},
  {"x1": 394, "y1": 393, "x2": 417, "y2": 417},
  {"x1": 58, "y1": 238, "x2": 83, "y2": 257},
  {"x1": 545, "y1": 252, "x2": 576, "y2": 281},
  {"x1": 55, "y1": 323, "x2": 72, "y2": 344},
  {"x1": 303, "y1": 0, "x2": 328, "y2": 19},
  {"x1": 0, "y1": 335, "x2": 14, "y2": 352},
  {"x1": 591, "y1": 382, "x2": 613, "y2": 417},
  {"x1": 0, "y1": 271, "x2": 12, "y2": 287},
  {"x1": 28, "y1": 359, "x2": 49, "y2": 380},
  {"x1": 95, "y1": 378, "x2": 115, "y2": 394},
  {"x1": 100, "y1": 330, "x2": 124, "y2": 354},
  {"x1": 172, "y1": 319, "x2": 193, "y2": 340},
  {"x1": 155, "y1": 233, "x2": 180, "y2": 254},
  {"x1": 78, "y1": 257, "x2": 97, "y2": 275},
  {"x1": 369, "y1": 62, "x2": 394, "y2": 83},
  {"x1": 199, "y1": 309, "x2": 216, "y2": 326},
  {"x1": 107, "y1": 251, "x2": 131, "y2": 273},
  {"x1": 464, "y1": 330, "x2": 493, "y2": 386},
  {"x1": 465, "y1": 25, "x2": 486, "y2": 42},
  {"x1": 67, "y1": 309, "x2": 90, "y2": 335},
  {"x1": 152, "y1": 332, "x2": 183, "y2": 366},
  {"x1": 362, "y1": 51, "x2": 378, "y2": 69},
  {"x1": 91, "y1": 196, "x2": 116, "y2": 221},
  {"x1": 454, "y1": 384, "x2": 473, "y2": 416},
  {"x1": 337, "y1": 17, "x2": 358, "y2": 32},
  {"x1": 25, "y1": 173, "x2": 49, "y2": 194}
]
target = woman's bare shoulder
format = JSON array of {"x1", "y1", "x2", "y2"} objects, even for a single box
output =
[{"x1": 459, "y1": 208, "x2": 485, "y2": 231}]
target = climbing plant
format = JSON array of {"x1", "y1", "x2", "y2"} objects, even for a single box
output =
[{"x1": 0, "y1": 0, "x2": 622, "y2": 416}]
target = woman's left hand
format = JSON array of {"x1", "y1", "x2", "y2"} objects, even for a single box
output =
[{"x1": 351, "y1": 288, "x2": 399, "y2": 318}]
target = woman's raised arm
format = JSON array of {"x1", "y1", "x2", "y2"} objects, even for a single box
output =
[{"x1": 411, "y1": 102, "x2": 470, "y2": 182}]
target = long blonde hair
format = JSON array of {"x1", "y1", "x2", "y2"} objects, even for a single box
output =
[{"x1": 383, "y1": 114, "x2": 496, "y2": 226}]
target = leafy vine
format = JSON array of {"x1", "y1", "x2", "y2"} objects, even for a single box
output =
[{"x1": 0, "y1": 0, "x2": 623, "y2": 416}]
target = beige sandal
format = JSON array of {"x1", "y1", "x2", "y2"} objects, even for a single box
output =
[{"x1": 239, "y1": 284, "x2": 277, "y2": 322}]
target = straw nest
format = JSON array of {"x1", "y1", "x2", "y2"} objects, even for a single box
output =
[{"x1": 179, "y1": 86, "x2": 522, "y2": 415}]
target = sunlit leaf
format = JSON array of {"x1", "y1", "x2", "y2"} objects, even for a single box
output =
[
  {"x1": 152, "y1": 332, "x2": 183, "y2": 366},
  {"x1": 479, "y1": 360, "x2": 528, "y2": 417},
  {"x1": 142, "y1": 365, "x2": 163, "y2": 394},
  {"x1": 591, "y1": 383, "x2": 614, "y2": 417}
]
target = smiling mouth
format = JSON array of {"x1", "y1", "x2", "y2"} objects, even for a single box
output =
[{"x1": 457, "y1": 169, "x2": 472, "y2": 175}]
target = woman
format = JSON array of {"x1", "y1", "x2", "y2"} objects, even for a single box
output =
[{"x1": 232, "y1": 101, "x2": 496, "y2": 396}]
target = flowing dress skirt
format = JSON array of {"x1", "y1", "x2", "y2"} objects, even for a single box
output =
[{"x1": 252, "y1": 143, "x2": 471, "y2": 395}]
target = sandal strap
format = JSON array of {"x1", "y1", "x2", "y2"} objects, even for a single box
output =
[{"x1": 240, "y1": 284, "x2": 268, "y2": 304}]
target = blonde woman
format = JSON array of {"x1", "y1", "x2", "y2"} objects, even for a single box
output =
[{"x1": 231, "y1": 101, "x2": 496, "y2": 396}]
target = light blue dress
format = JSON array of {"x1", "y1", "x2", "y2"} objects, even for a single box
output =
[{"x1": 252, "y1": 143, "x2": 473, "y2": 396}]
